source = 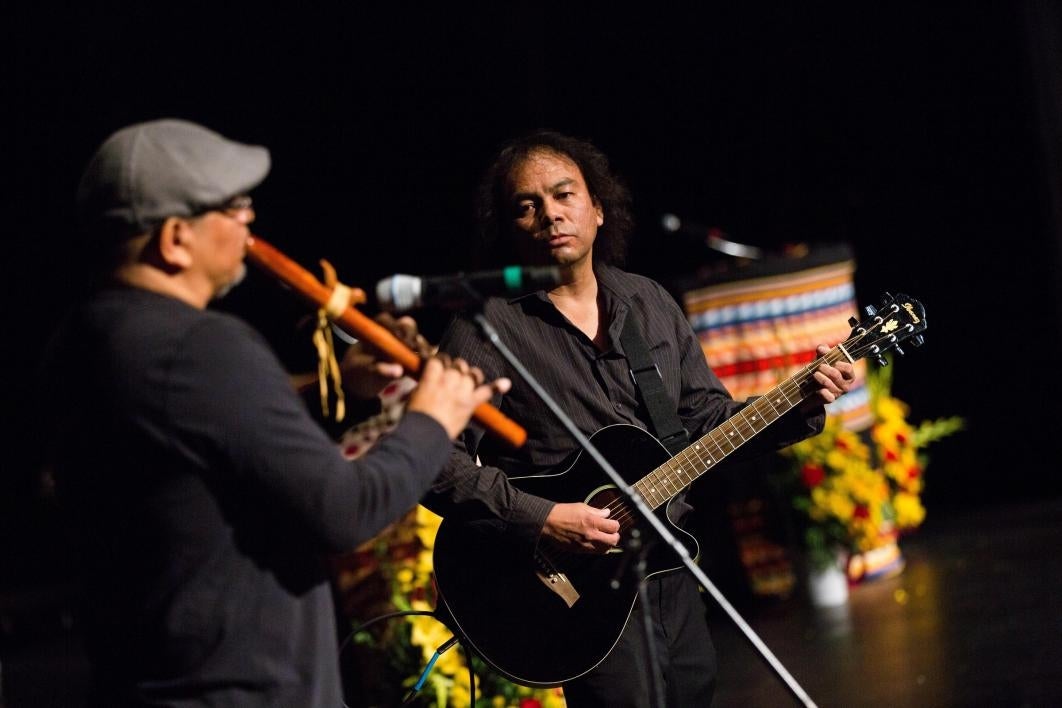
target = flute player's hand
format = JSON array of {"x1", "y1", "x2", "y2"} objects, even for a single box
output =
[{"x1": 407, "y1": 356, "x2": 512, "y2": 439}]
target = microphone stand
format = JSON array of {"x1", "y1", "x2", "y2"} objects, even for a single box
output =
[
  {"x1": 609, "y1": 526, "x2": 666, "y2": 708},
  {"x1": 465, "y1": 308, "x2": 818, "y2": 708}
]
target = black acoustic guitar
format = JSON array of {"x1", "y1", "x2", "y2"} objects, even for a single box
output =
[{"x1": 433, "y1": 293, "x2": 927, "y2": 687}]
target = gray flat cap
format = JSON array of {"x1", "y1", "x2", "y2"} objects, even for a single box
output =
[{"x1": 76, "y1": 118, "x2": 271, "y2": 239}]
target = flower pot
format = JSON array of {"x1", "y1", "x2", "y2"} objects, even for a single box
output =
[{"x1": 806, "y1": 555, "x2": 849, "y2": 607}]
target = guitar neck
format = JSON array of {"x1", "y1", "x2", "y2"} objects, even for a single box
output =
[{"x1": 634, "y1": 346, "x2": 851, "y2": 510}]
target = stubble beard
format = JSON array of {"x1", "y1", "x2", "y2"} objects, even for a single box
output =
[{"x1": 213, "y1": 263, "x2": 247, "y2": 300}]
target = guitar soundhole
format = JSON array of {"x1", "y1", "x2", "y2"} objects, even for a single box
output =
[
  {"x1": 586, "y1": 487, "x2": 636, "y2": 533},
  {"x1": 586, "y1": 486, "x2": 622, "y2": 510}
]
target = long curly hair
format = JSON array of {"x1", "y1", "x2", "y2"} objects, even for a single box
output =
[{"x1": 474, "y1": 130, "x2": 633, "y2": 267}]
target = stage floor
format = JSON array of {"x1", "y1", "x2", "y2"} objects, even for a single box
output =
[
  {"x1": 2, "y1": 497, "x2": 1060, "y2": 706},
  {"x1": 709, "y1": 497, "x2": 1062, "y2": 707}
]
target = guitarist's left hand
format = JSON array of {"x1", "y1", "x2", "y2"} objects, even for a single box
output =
[
  {"x1": 807, "y1": 343, "x2": 856, "y2": 404},
  {"x1": 340, "y1": 313, "x2": 436, "y2": 399}
]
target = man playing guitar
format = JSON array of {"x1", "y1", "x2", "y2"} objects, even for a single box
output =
[{"x1": 423, "y1": 131, "x2": 854, "y2": 707}]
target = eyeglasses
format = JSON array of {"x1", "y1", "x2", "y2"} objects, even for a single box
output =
[{"x1": 198, "y1": 195, "x2": 255, "y2": 224}]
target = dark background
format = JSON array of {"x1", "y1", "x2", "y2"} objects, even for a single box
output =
[{"x1": 5, "y1": 4, "x2": 1062, "y2": 590}]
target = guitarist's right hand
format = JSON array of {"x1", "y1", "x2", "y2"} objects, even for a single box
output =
[{"x1": 541, "y1": 503, "x2": 621, "y2": 554}]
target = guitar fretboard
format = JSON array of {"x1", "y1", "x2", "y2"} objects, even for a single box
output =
[{"x1": 633, "y1": 347, "x2": 850, "y2": 511}]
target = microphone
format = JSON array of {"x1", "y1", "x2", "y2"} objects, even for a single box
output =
[
  {"x1": 374, "y1": 265, "x2": 563, "y2": 312},
  {"x1": 660, "y1": 213, "x2": 763, "y2": 259}
]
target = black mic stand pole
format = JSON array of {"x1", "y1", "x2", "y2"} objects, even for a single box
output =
[
  {"x1": 609, "y1": 526, "x2": 666, "y2": 708},
  {"x1": 467, "y1": 309, "x2": 818, "y2": 708}
]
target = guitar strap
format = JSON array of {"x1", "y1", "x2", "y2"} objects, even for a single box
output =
[{"x1": 619, "y1": 312, "x2": 690, "y2": 456}]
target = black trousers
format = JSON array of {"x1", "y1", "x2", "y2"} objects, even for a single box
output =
[{"x1": 562, "y1": 571, "x2": 717, "y2": 707}]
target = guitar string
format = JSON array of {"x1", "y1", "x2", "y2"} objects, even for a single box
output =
[
  {"x1": 621, "y1": 311, "x2": 910, "y2": 525},
  {"x1": 535, "y1": 348, "x2": 845, "y2": 568},
  {"x1": 535, "y1": 313, "x2": 906, "y2": 568},
  {"x1": 609, "y1": 339, "x2": 866, "y2": 527},
  {"x1": 602, "y1": 320, "x2": 888, "y2": 530},
  {"x1": 609, "y1": 348, "x2": 834, "y2": 527},
  {"x1": 606, "y1": 359, "x2": 820, "y2": 530}
]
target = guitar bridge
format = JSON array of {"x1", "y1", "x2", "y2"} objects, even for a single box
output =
[{"x1": 534, "y1": 551, "x2": 580, "y2": 608}]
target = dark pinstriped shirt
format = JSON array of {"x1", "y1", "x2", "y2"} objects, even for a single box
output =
[{"x1": 424, "y1": 263, "x2": 824, "y2": 544}]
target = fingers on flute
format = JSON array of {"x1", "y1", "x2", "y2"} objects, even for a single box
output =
[
  {"x1": 424, "y1": 354, "x2": 506, "y2": 392},
  {"x1": 419, "y1": 356, "x2": 444, "y2": 383}
]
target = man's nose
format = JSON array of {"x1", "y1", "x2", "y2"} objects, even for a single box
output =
[{"x1": 540, "y1": 199, "x2": 562, "y2": 224}]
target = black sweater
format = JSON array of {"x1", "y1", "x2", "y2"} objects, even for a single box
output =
[{"x1": 44, "y1": 286, "x2": 451, "y2": 707}]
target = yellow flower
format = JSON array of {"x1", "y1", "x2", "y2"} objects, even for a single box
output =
[
  {"x1": 435, "y1": 647, "x2": 464, "y2": 678},
  {"x1": 782, "y1": 357, "x2": 962, "y2": 559},
  {"x1": 396, "y1": 568, "x2": 415, "y2": 586},
  {"x1": 819, "y1": 487, "x2": 855, "y2": 522},
  {"x1": 824, "y1": 449, "x2": 852, "y2": 472},
  {"x1": 894, "y1": 491, "x2": 926, "y2": 528},
  {"x1": 409, "y1": 615, "x2": 453, "y2": 664},
  {"x1": 415, "y1": 548, "x2": 435, "y2": 576},
  {"x1": 449, "y1": 686, "x2": 468, "y2": 707},
  {"x1": 416, "y1": 505, "x2": 443, "y2": 549},
  {"x1": 875, "y1": 394, "x2": 909, "y2": 423},
  {"x1": 410, "y1": 598, "x2": 433, "y2": 613},
  {"x1": 543, "y1": 689, "x2": 568, "y2": 708}
]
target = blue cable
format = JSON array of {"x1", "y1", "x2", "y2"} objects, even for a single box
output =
[{"x1": 412, "y1": 636, "x2": 459, "y2": 692}]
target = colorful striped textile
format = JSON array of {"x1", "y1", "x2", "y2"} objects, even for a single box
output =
[{"x1": 680, "y1": 244, "x2": 873, "y2": 431}]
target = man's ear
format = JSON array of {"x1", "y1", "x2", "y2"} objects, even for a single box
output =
[
  {"x1": 594, "y1": 199, "x2": 604, "y2": 227},
  {"x1": 156, "y1": 217, "x2": 194, "y2": 269}
]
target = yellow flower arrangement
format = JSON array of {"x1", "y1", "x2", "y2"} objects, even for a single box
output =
[
  {"x1": 781, "y1": 358, "x2": 963, "y2": 571},
  {"x1": 346, "y1": 505, "x2": 566, "y2": 707}
]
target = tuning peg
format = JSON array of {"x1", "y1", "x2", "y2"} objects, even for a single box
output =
[
  {"x1": 911, "y1": 335, "x2": 925, "y2": 348},
  {"x1": 876, "y1": 355, "x2": 889, "y2": 367},
  {"x1": 848, "y1": 316, "x2": 859, "y2": 327},
  {"x1": 894, "y1": 345, "x2": 905, "y2": 357},
  {"x1": 863, "y1": 304, "x2": 878, "y2": 318}
]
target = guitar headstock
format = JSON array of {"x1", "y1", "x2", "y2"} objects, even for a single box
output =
[{"x1": 843, "y1": 292, "x2": 927, "y2": 366}]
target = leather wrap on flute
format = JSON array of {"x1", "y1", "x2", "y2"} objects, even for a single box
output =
[{"x1": 245, "y1": 235, "x2": 526, "y2": 448}]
